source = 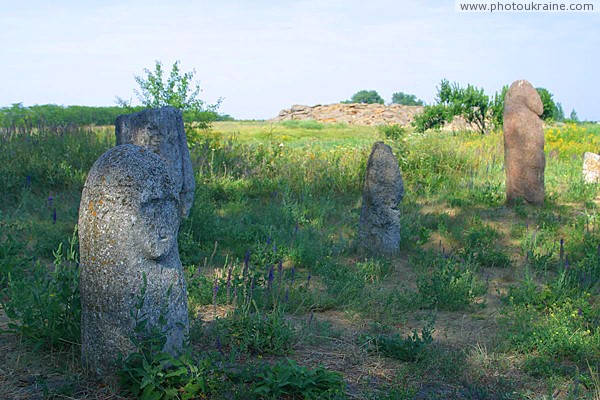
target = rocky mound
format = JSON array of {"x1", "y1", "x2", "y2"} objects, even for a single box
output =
[
  {"x1": 271, "y1": 103, "x2": 423, "y2": 126},
  {"x1": 271, "y1": 103, "x2": 474, "y2": 131}
]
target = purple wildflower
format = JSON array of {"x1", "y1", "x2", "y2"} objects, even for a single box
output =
[
  {"x1": 48, "y1": 194, "x2": 53, "y2": 208},
  {"x1": 291, "y1": 266, "x2": 296, "y2": 284},
  {"x1": 284, "y1": 287, "x2": 289, "y2": 303},
  {"x1": 268, "y1": 265, "x2": 275, "y2": 290},
  {"x1": 273, "y1": 244, "x2": 277, "y2": 253},
  {"x1": 25, "y1": 175, "x2": 31, "y2": 188},
  {"x1": 267, "y1": 236, "x2": 272, "y2": 245},
  {"x1": 278, "y1": 261, "x2": 283, "y2": 274},
  {"x1": 244, "y1": 249, "x2": 250, "y2": 267},
  {"x1": 307, "y1": 272, "x2": 311, "y2": 288},
  {"x1": 52, "y1": 208, "x2": 57, "y2": 224},
  {"x1": 578, "y1": 308, "x2": 584, "y2": 317}
]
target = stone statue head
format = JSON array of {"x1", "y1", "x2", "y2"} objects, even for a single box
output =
[
  {"x1": 504, "y1": 79, "x2": 543, "y2": 116},
  {"x1": 80, "y1": 144, "x2": 180, "y2": 262}
]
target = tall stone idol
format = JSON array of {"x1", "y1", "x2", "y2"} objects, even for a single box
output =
[
  {"x1": 79, "y1": 145, "x2": 189, "y2": 377},
  {"x1": 116, "y1": 106, "x2": 195, "y2": 218},
  {"x1": 503, "y1": 79, "x2": 545, "y2": 205},
  {"x1": 358, "y1": 142, "x2": 404, "y2": 254}
]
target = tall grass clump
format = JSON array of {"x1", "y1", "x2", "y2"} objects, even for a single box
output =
[{"x1": 0, "y1": 228, "x2": 80, "y2": 348}]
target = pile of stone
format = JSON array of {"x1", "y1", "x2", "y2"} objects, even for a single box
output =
[
  {"x1": 583, "y1": 152, "x2": 600, "y2": 183},
  {"x1": 271, "y1": 103, "x2": 423, "y2": 126},
  {"x1": 271, "y1": 103, "x2": 474, "y2": 131}
]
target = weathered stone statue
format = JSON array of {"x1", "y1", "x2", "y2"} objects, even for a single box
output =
[
  {"x1": 503, "y1": 79, "x2": 545, "y2": 205},
  {"x1": 358, "y1": 142, "x2": 404, "y2": 254},
  {"x1": 116, "y1": 106, "x2": 195, "y2": 218},
  {"x1": 583, "y1": 152, "x2": 600, "y2": 183},
  {"x1": 79, "y1": 144, "x2": 189, "y2": 377}
]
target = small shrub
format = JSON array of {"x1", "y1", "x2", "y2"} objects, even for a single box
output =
[
  {"x1": 359, "y1": 323, "x2": 434, "y2": 362},
  {"x1": 249, "y1": 359, "x2": 346, "y2": 399},
  {"x1": 219, "y1": 298, "x2": 296, "y2": 355},
  {"x1": 417, "y1": 257, "x2": 486, "y2": 311},
  {"x1": 461, "y1": 223, "x2": 511, "y2": 269},
  {"x1": 501, "y1": 268, "x2": 600, "y2": 366},
  {"x1": 378, "y1": 124, "x2": 406, "y2": 141},
  {"x1": 468, "y1": 181, "x2": 503, "y2": 207},
  {"x1": 411, "y1": 104, "x2": 450, "y2": 133}
]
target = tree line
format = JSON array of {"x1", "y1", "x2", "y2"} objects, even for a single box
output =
[
  {"x1": 0, "y1": 103, "x2": 148, "y2": 135},
  {"x1": 345, "y1": 83, "x2": 580, "y2": 134}
]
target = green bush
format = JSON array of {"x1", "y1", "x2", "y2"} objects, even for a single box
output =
[
  {"x1": 359, "y1": 323, "x2": 434, "y2": 362},
  {"x1": 416, "y1": 257, "x2": 486, "y2": 311},
  {"x1": 218, "y1": 302, "x2": 296, "y2": 355},
  {"x1": 461, "y1": 222, "x2": 511, "y2": 268},
  {"x1": 536, "y1": 87, "x2": 558, "y2": 122},
  {"x1": 249, "y1": 359, "x2": 346, "y2": 399},
  {"x1": 411, "y1": 104, "x2": 450, "y2": 133},
  {"x1": 378, "y1": 124, "x2": 406, "y2": 141}
]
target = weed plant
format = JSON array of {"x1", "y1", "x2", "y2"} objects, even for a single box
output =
[{"x1": 1, "y1": 228, "x2": 80, "y2": 348}]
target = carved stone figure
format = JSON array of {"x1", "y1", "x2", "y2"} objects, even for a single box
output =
[
  {"x1": 79, "y1": 144, "x2": 188, "y2": 377},
  {"x1": 358, "y1": 142, "x2": 404, "y2": 253},
  {"x1": 504, "y1": 79, "x2": 545, "y2": 205}
]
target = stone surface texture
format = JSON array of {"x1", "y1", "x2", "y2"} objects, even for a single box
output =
[
  {"x1": 358, "y1": 142, "x2": 404, "y2": 253},
  {"x1": 583, "y1": 152, "x2": 600, "y2": 183},
  {"x1": 116, "y1": 106, "x2": 195, "y2": 218},
  {"x1": 503, "y1": 80, "x2": 545, "y2": 205},
  {"x1": 79, "y1": 144, "x2": 189, "y2": 377}
]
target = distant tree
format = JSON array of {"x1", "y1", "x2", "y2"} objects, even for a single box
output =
[
  {"x1": 346, "y1": 90, "x2": 385, "y2": 104},
  {"x1": 131, "y1": 60, "x2": 221, "y2": 129},
  {"x1": 413, "y1": 79, "x2": 491, "y2": 134},
  {"x1": 555, "y1": 102, "x2": 565, "y2": 122},
  {"x1": 535, "y1": 88, "x2": 557, "y2": 121},
  {"x1": 569, "y1": 109, "x2": 579, "y2": 122},
  {"x1": 489, "y1": 85, "x2": 509, "y2": 130},
  {"x1": 391, "y1": 92, "x2": 424, "y2": 106},
  {"x1": 455, "y1": 84, "x2": 489, "y2": 134}
]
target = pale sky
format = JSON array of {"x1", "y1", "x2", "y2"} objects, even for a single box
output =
[{"x1": 1, "y1": 0, "x2": 599, "y2": 120}]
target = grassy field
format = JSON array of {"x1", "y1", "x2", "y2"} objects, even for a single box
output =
[{"x1": 1, "y1": 120, "x2": 599, "y2": 399}]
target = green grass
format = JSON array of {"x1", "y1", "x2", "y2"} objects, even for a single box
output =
[{"x1": 1, "y1": 121, "x2": 599, "y2": 399}]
